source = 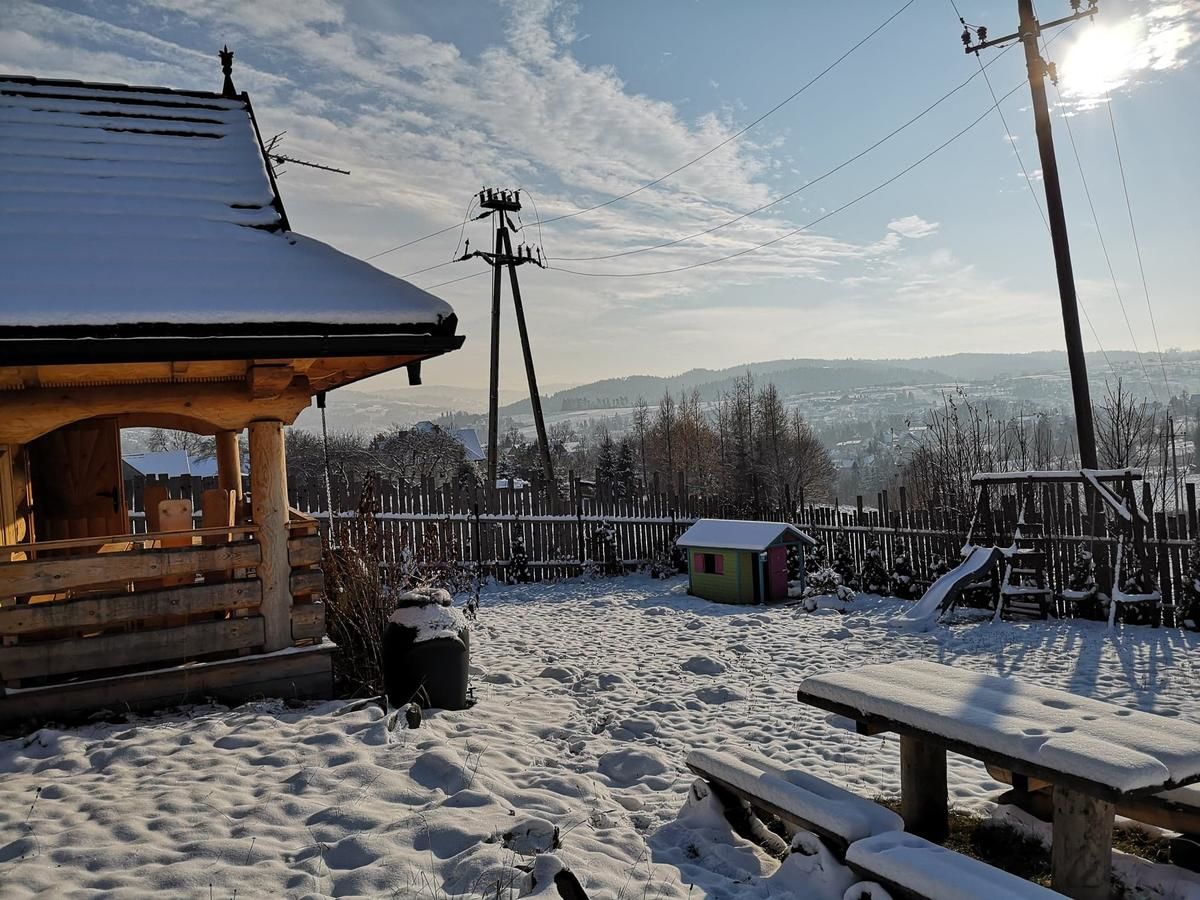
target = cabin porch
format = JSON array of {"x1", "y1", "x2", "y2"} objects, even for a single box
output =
[{"x1": 0, "y1": 402, "x2": 332, "y2": 729}]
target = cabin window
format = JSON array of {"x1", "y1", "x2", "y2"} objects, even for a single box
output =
[{"x1": 693, "y1": 552, "x2": 724, "y2": 575}]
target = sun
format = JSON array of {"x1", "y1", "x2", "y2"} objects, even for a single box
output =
[{"x1": 1059, "y1": 22, "x2": 1145, "y2": 101}]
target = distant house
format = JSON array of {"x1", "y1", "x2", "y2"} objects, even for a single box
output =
[
  {"x1": 122, "y1": 449, "x2": 192, "y2": 481},
  {"x1": 413, "y1": 422, "x2": 486, "y2": 463},
  {"x1": 676, "y1": 519, "x2": 816, "y2": 604}
]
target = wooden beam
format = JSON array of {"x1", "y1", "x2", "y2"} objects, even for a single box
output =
[
  {"x1": 0, "y1": 642, "x2": 332, "y2": 728},
  {"x1": 288, "y1": 534, "x2": 323, "y2": 567},
  {"x1": 250, "y1": 420, "x2": 291, "y2": 652},
  {"x1": 0, "y1": 616, "x2": 265, "y2": 681},
  {"x1": 248, "y1": 365, "x2": 295, "y2": 400},
  {"x1": 0, "y1": 580, "x2": 260, "y2": 635},
  {"x1": 9, "y1": 524, "x2": 257, "y2": 556},
  {"x1": 0, "y1": 541, "x2": 261, "y2": 598},
  {"x1": 215, "y1": 430, "x2": 243, "y2": 499},
  {"x1": 290, "y1": 567, "x2": 324, "y2": 597},
  {"x1": 0, "y1": 380, "x2": 312, "y2": 444},
  {"x1": 291, "y1": 602, "x2": 326, "y2": 640}
]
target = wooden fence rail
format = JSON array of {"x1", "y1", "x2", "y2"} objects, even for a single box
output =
[{"x1": 291, "y1": 476, "x2": 1199, "y2": 614}]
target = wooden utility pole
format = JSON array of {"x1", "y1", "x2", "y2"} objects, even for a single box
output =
[
  {"x1": 964, "y1": 0, "x2": 1100, "y2": 470},
  {"x1": 463, "y1": 189, "x2": 554, "y2": 485}
]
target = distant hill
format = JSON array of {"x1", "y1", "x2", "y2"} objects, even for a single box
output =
[{"x1": 497, "y1": 350, "x2": 1161, "y2": 416}]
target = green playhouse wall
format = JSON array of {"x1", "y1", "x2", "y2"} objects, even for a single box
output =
[{"x1": 687, "y1": 547, "x2": 758, "y2": 604}]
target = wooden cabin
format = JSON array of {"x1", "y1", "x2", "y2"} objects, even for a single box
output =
[
  {"x1": 677, "y1": 519, "x2": 815, "y2": 604},
  {"x1": 0, "y1": 66, "x2": 464, "y2": 727}
]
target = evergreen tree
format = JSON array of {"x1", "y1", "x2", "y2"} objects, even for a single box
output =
[
  {"x1": 808, "y1": 539, "x2": 829, "y2": 571},
  {"x1": 614, "y1": 439, "x2": 636, "y2": 497},
  {"x1": 786, "y1": 542, "x2": 803, "y2": 582},
  {"x1": 1064, "y1": 547, "x2": 1101, "y2": 620},
  {"x1": 596, "y1": 432, "x2": 616, "y2": 487},
  {"x1": 891, "y1": 540, "x2": 918, "y2": 600},
  {"x1": 859, "y1": 537, "x2": 890, "y2": 595},
  {"x1": 509, "y1": 526, "x2": 530, "y2": 583},
  {"x1": 832, "y1": 538, "x2": 857, "y2": 589}
]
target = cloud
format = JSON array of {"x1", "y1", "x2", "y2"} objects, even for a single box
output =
[{"x1": 886, "y1": 215, "x2": 939, "y2": 239}]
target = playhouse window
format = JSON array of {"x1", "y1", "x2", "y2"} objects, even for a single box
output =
[{"x1": 694, "y1": 552, "x2": 724, "y2": 575}]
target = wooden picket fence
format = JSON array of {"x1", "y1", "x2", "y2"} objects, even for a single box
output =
[{"x1": 289, "y1": 473, "x2": 1199, "y2": 619}]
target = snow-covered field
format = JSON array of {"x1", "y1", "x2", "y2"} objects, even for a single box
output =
[{"x1": 4, "y1": 575, "x2": 1200, "y2": 898}]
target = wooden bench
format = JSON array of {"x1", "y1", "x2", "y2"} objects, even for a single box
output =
[
  {"x1": 686, "y1": 748, "x2": 902, "y2": 859},
  {"x1": 845, "y1": 831, "x2": 1064, "y2": 899},
  {"x1": 798, "y1": 659, "x2": 1200, "y2": 898}
]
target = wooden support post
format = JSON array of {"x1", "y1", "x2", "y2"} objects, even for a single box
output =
[
  {"x1": 249, "y1": 419, "x2": 292, "y2": 652},
  {"x1": 1051, "y1": 784, "x2": 1114, "y2": 899},
  {"x1": 215, "y1": 430, "x2": 243, "y2": 500},
  {"x1": 900, "y1": 736, "x2": 948, "y2": 841}
]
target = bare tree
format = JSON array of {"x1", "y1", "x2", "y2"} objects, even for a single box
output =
[{"x1": 1095, "y1": 379, "x2": 1157, "y2": 472}]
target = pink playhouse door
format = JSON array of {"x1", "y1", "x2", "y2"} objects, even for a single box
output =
[{"x1": 767, "y1": 546, "x2": 789, "y2": 601}]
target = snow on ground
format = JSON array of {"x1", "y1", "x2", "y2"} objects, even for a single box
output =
[{"x1": 3, "y1": 575, "x2": 1200, "y2": 898}]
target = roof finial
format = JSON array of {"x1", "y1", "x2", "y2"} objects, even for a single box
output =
[{"x1": 219, "y1": 45, "x2": 237, "y2": 98}]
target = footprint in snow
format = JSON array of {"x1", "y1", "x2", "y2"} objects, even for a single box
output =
[
  {"x1": 682, "y1": 655, "x2": 726, "y2": 676},
  {"x1": 694, "y1": 685, "x2": 749, "y2": 705}
]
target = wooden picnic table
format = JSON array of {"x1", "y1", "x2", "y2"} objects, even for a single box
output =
[{"x1": 797, "y1": 659, "x2": 1200, "y2": 900}]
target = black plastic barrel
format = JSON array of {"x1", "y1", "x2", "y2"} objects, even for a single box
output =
[{"x1": 382, "y1": 620, "x2": 470, "y2": 710}]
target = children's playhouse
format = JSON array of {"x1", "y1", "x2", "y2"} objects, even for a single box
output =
[{"x1": 676, "y1": 519, "x2": 816, "y2": 604}]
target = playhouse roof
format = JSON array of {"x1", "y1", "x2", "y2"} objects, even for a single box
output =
[
  {"x1": 676, "y1": 518, "x2": 816, "y2": 551},
  {"x1": 0, "y1": 74, "x2": 461, "y2": 366}
]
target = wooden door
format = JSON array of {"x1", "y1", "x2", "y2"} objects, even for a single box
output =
[
  {"x1": 768, "y1": 545, "x2": 789, "y2": 601},
  {"x1": 30, "y1": 418, "x2": 127, "y2": 541}
]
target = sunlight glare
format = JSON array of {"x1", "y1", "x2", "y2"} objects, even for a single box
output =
[{"x1": 1060, "y1": 22, "x2": 1143, "y2": 101}]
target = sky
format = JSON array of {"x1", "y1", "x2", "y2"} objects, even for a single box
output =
[{"x1": 2, "y1": 0, "x2": 1198, "y2": 397}]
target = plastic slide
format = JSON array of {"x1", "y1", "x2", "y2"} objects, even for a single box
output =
[{"x1": 892, "y1": 545, "x2": 1003, "y2": 631}]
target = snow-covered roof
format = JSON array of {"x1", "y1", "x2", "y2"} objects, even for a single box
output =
[
  {"x1": 676, "y1": 518, "x2": 816, "y2": 551},
  {"x1": 0, "y1": 75, "x2": 455, "y2": 331},
  {"x1": 453, "y1": 428, "x2": 485, "y2": 462},
  {"x1": 122, "y1": 449, "x2": 191, "y2": 478}
]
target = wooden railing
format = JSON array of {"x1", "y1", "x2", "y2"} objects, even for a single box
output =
[{"x1": 0, "y1": 520, "x2": 327, "y2": 690}]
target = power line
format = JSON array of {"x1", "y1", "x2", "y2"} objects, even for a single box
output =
[
  {"x1": 974, "y1": 53, "x2": 1049, "y2": 231},
  {"x1": 424, "y1": 270, "x2": 488, "y2": 290},
  {"x1": 551, "y1": 78, "x2": 1032, "y2": 280},
  {"x1": 365, "y1": 221, "x2": 467, "y2": 261},
  {"x1": 550, "y1": 43, "x2": 1016, "y2": 263},
  {"x1": 1104, "y1": 92, "x2": 1170, "y2": 396},
  {"x1": 371, "y1": 0, "x2": 918, "y2": 262},
  {"x1": 531, "y1": 0, "x2": 918, "y2": 229}
]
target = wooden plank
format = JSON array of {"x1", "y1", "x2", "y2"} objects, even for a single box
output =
[
  {"x1": 291, "y1": 602, "x2": 326, "y2": 640},
  {"x1": 0, "y1": 541, "x2": 261, "y2": 598},
  {"x1": 290, "y1": 567, "x2": 324, "y2": 597},
  {"x1": 288, "y1": 534, "x2": 323, "y2": 567},
  {"x1": 16, "y1": 524, "x2": 257, "y2": 555},
  {"x1": 0, "y1": 579, "x2": 260, "y2": 635},
  {"x1": 0, "y1": 616, "x2": 265, "y2": 681},
  {"x1": 0, "y1": 642, "x2": 332, "y2": 729}
]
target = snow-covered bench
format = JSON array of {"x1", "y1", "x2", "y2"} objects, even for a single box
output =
[
  {"x1": 686, "y1": 748, "x2": 902, "y2": 859},
  {"x1": 845, "y1": 831, "x2": 1064, "y2": 899}
]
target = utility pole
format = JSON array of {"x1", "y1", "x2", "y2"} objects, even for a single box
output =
[
  {"x1": 459, "y1": 188, "x2": 555, "y2": 485},
  {"x1": 964, "y1": 0, "x2": 1100, "y2": 470}
]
